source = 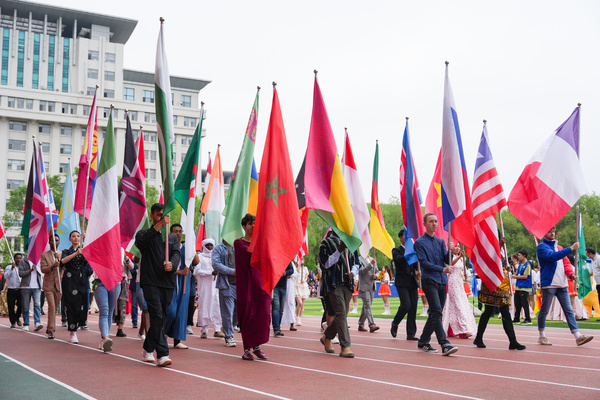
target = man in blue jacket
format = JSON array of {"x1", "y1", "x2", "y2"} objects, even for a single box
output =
[{"x1": 536, "y1": 226, "x2": 593, "y2": 346}]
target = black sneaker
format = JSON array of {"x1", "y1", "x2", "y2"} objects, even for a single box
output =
[
  {"x1": 132, "y1": 324, "x2": 138, "y2": 329},
  {"x1": 116, "y1": 329, "x2": 127, "y2": 337},
  {"x1": 390, "y1": 323, "x2": 398, "y2": 338},
  {"x1": 442, "y1": 345, "x2": 458, "y2": 356},
  {"x1": 418, "y1": 343, "x2": 438, "y2": 353}
]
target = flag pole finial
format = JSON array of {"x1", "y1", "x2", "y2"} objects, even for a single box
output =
[
  {"x1": 577, "y1": 103, "x2": 581, "y2": 107},
  {"x1": 376, "y1": 139, "x2": 379, "y2": 144},
  {"x1": 257, "y1": 86, "x2": 261, "y2": 91},
  {"x1": 110, "y1": 104, "x2": 114, "y2": 109},
  {"x1": 160, "y1": 17, "x2": 164, "y2": 23},
  {"x1": 200, "y1": 101, "x2": 204, "y2": 106},
  {"x1": 405, "y1": 117, "x2": 409, "y2": 121},
  {"x1": 124, "y1": 108, "x2": 128, "y2": 114},
  {"x1": 95, "y1": 84, "x2": 99, "y2": 89},
  {"x1": 483, "y1": 119, "x2": 487, "y2": 124},
  {"x1": 272, "y1": 81, "x2": 277, "y2": 88},
  {"x1": 445, "y1": 61, "x2": 449, "y2": 66},
  {"x1": 139, "y1": 125, "x2": 143, "y2": 130},
  {"x1": 314, "y1": 69, "x2": 318, "y2": 75},
  {"x1": 344, "y1": 127, "x2": 347, "y2": 132}
]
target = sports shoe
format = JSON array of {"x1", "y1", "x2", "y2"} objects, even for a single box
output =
[
  {"x1": 233, "y1": 326, "x2": 241, "y2": 333},
  {"x1": 296, "y1": 318, "x2": 303, "y2": 326},
  {"x1": 369, "y1": 325, "x2": 380, "y2": 333},
  {"x1": 442, "y1": 345, "x2": 458, "y2": 356},
  {"x1": 174, "y1": 343, "x2": 189, "y2": 349},
  {"x1": 418, "y1": 343, "x2": 438, "y2": 353},
  {"x1": 132, "y1": 323, "x2": 138, "y2": 329},
  {"x1": 34, "y1": 323, "x2": 43, "y2": 332},
  {"x1": 576, "y1": 335, "x2": 593, "y2": 346},
  {"x1": 61, "y1": 322, "x2": 67, "y2": 327},
  {"x1": 116, "y1": 329, "x2": 127, "y2": 337},
  {"x1": 22, "y1": 326, "x2": 29, "y2": 332},
  {"x1": 102, "y1": 337, "x2": 113, "y2": 352},
  {"x1": 321, "y1": 322, "x2": 328, "y2": 332},
  {"x1": 186, "y1": 326, "x2": 194, "y2": 334},
  {"x1": 47, "y1": 331, "x2": 55, "y2": 339},
  {"x1": 253, "y1": 348, "x2": 268, "y2": 360},
  {"x1": 142, "y1": 349, "x2": 155, "y2": 363},
  {"x1": 200, "y1": 332, "x2": 208, "y2": 339},
  {"x1": 225, "y1": 337, "x2": 237, "y2": 347},
  {"x1": 10, "y1": 323, "x2": 16, "y2": 329},
  {"x1": 138, "y1": 333, "x2": 146, "y2": 341},
  {"x1": 538, "y1": 337, "x2": 552, "y2": 345},
  {"x1": 71, "y1": 333, "x2": 79, "y2": 344},
  {"x1": 274, "y1": 330, "x2": 284, "y2": 337},
  {"x1": 419, "y1": 312, "x2": 428, "y2": 317},
  {"x1": 521, "y1": 320, "x2": 532, "y2": 325},
  {"x1": 331, "y1": 337, "x2": 340, "y2": 344},
  {"x1": 80, "y1": 325, "x2": 89, "y2": 331},
  {"x1": 156, "y1": 356, "x2": 172, "y2": 367},
  {"x1": 17, "y1": 319, "x2": 22, "y2": 326},
  {"x1": 214, "y1": 331, "x2": 225, "y2": 338}
]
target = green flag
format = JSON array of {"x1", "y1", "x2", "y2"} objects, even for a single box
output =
[
  {"x1": 155, "y1": 20, "x2": 176, "y2": 214},
  {"x1": 577, "y1": 213, "x2": 592, "y2": 298},
  {"x1": 221, "y1": 90, "x2": 259, "y2": 245}
]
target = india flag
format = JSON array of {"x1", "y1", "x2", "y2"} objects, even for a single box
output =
[{"x1": 82, "y1": 111, "x2": 122, "y2": 291}]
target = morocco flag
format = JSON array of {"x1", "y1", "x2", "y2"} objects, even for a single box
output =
[
  {"x1": 82, "y1": 111, "x2": 122, "y2": 291},
  {"x1": 249, "y1": 87, "x2": 302, "y2": 295}
]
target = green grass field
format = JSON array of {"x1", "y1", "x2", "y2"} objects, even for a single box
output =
[{"x1": 301, "y1": 297, "x2": 600, "y2": 330}]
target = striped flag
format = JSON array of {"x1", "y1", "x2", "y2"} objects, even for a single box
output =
[
  {"x1": 468, "y1": 122, "x2": 506, "y2": 292},
  {"x1": 82, "y1": 111, "x2": 122, "y2": 291},
  {"x1": 222, "y1": 90, "x2": 259, "y2": 245},
  {"x1": 57, "y1": 160, "x2": 80, "y2": 251},
  {"x1": 195, "y1": 153, "x2": 212, "y2": 249},
  {"x1": 74, "y1": 87, "x2": 99, "y2": 219},
  {"x1": 342, "y1": 130, "x2": 372, "y2": 257},
  {"x1": 247, "y1": 158, "x2": 259, "y2": 215},
  {"x1": 200, "y1": 147, "x2": 225, "y2": 242},
  {"x1": 399, "y1": 119, "x2": 425, "y2": 264},
  {"x1": 370, "y1": 141, "x2": 395, "y2": 259},
  {"x1": 305, "y1": 75, "x2": 361, "y2": 252},
  {"x1": 440, "y1": 63, "x2": 475, "y2": 248},
  {"x1": 0, "y1": 217, "x2": 5, "y2": 240},
  {"x1": 295, "y1": 156, "x2": 309, "y2": 262},
  {"x1": 155, "y1": 20, "x2": 176, "y2": 214},
  {"x1": 28, "y1": 141, "x2": 49, "y2": 265},
  {"x1": 20, "y1": 151, "x2": 35, "y2": 246}
]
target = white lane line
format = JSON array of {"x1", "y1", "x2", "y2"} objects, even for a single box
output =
[
  {"x1": 1, "y1": 325, "x2": 290, "y2": 400},
  {"x1": 0, "y1": 351, "x2": 96, "y2": 399}
]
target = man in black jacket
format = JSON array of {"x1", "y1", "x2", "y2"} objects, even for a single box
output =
[
  {"x1": 135, "y1": 203, "x2": 181, "y2": 367},
  {"x1": 390, "y1": 230, "x2": 419, "y2": 341}
]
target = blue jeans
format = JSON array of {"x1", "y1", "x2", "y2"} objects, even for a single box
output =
[
  {"x1": 130, "y1": 285, "x2": 139, "y2": 325},
  {"x1": 419, "y1": 279, "x2": 450, "y2": 347},
  {"x1": 95, "y1": 282, "x2": 121, "y2": 337},
  {"x1": 271, "y1": 286, "x2": 286, "y2": 331},
  {"x1": 538, "y1": 287, "x2": 579, "y2": 333},
  {"x1": 219, "y1": 285, "x2": 236, "y2": 338},
  {"x1": 136, "y1": 282, "x2": 148, "y2": 311},
  {"x1": 21, "y1": 288, "x2": 41, "y2": 326}
]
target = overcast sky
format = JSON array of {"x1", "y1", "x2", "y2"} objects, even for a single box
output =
[{"x1": 49, "y1": 0, "x2": 600, "y2": 204}]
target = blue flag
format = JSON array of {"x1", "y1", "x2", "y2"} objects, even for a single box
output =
[{"x1": 57, "y1": 161, "x2": 81, "y2": 250}]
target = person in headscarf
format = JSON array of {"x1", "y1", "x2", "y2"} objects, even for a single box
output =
[{"x1": 193, "y1": 238, "x2": 223, "y2": 338}]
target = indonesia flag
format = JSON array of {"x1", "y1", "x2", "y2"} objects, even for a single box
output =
[
  {"x1": 508, "y1": 106, "x2": 587, "y2": 238},
  {"x1": 440, "y1": 62, "x2": 475, "y2": 249},
  {"x1": 399, "y1": 119, "x2": 425, "y2": 264},
  {"x1": 342, "y1": 129, "x2": 372, "y2": 257},
  {"x1": 468, "y1": 122, "x2": 505, "y2": 292}
]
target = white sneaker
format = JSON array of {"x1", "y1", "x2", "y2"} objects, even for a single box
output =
[
  {"x1": 138, "y1": 333, "x2": 146, "y2": 341},
  {"x1": 186, "y1": 326, "x2": 194, "y2": 335},
  {"x1": 34, "y1": 323, "x2": 43, "y2": 332},
  {"x1": 156, "y1": 356, "x2": 172, "y2": 367},
  {"x1": 102, "y1": 337, "x2": 113, "y2": 352},
  {"x1": 419, "y1": 312, "x2": 428, "y2": 317},
  {"x1": 23, "y1": 326, "x2": 29, "y2": 332},
  {"x1": 71, "y1": 333, "x2": 79, "y2": 344},
  {"x1": 142, "y1": 349, "x2": 156, "y2": 363},
  {"x1": 332, "y1": 337, "x2": 340, "y2": 344},
  {"x1": 296, "y1": 317, "x2": 303, "y2": 326}
]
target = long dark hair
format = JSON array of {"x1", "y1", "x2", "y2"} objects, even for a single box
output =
[{"x1": 383, "y1": 265, "x2": 393, "y2": 281}]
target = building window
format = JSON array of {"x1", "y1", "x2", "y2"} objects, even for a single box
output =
[
  {"x1": 39, "y1": 100, "x2": 46, "y2": 111},
  {"x1": 41, "y1": 142, "x2": 50, "y2": 153},
  {"x1": 62, "y1": 38, "x2": 69, "y2": 92},
  {"x1": 16, "y1": 98, "x2": 24, "y2": 109},
  {"x1": 70, "y1": 104, "x2": 77, "y2": 114},
  {"x1": 183, "y1": 117, "x2": 190, "y2": 127},
  {"x1": 26, "y1": 99, "x2": 33, "y2": 110},
  {"x1": 181, "y1": 95, "x2": 191, "y2": 108},
  {"x1": 8, "y1": 97, "x2": 15, "y2": 108},
  {"x1": 87, "y1": 68, "x2": 98, "y2": 79},
  {"x1": 8, "y1": 139, "x2": 26, "y2": 151},
  {"x1": 190, "y1": 117, "x2": 197, "y2": 127},
  {"x1": 7, "y1": 180, "x2": 25, "y2": 190},
  {"x1": 104, "y1": 89, "x2": 115, "y2": 99},
  {"x1": 86, "y1": 87, "x2": 95, "y2": 96},
  {"x1": 104, "y1": 71, "x2": 115, "y2": 81},
  {"x1": 1, "y1": 29, "x2": 9, "y2": 85},
  {"x1": 88, "y1": 50, "x2": 99, "y2": 61},
  {"x1": 145, "y1": 169, "x2": 156, "y2": 179},
  {"x1": 143, "y1": 90, "x2": 154, "y2": 103},
  {"x1": 123, "y1": 87, "x2": 135, "y2": 101},
  {"x1": 59, "y1": 163, "x2": 69, "y2": 173},
  {"x1": 181, "y1": 136, "x2": 192, "y2": 145},
  {"x1": 60, "y1": 144, "x2": 72, "y2": 154},
  {"x1": 44, "y1": 162, "x2": 49, "y2": 173},
  {"x1": 47, "y1": 35, "x2": 55, "y2": 90},
  {"x1": 143, "y1": 132, "x2": 157, "y2": 142},
  {"x1": 181, "y1": 152, "x2": 186, "y2": 162},
  {"x1": 173, "y1": 115, "x2": 178, "y2": 126},
  {"x1": 130, "y1": 110, "x2": 138, "y2": 121},
  {"x1": 17, "y1": 31, "x2": 25, "y2": 87},
  {"x1": 83, "y1": 105, "x2": 90, "y2": 116},
  {"x1": 62, "y1": 103, "x2": 69, "y2": 114},
  {"x1": 145, "y1": 150, "x2": 157, "y2": 161},
  {"x1": 38, "y1": 123, "x2": 51, "y2": 134},
  {"x1": 61, "y1": 126, "x2": 72, "y2": 136},
  {"x1": 81, "y1": 127, "x2": 87, "y2": 137},
  {"x1": 48, "y1": 101, "x2": 55, "y2": 112},
  {"x1": 8, "y1": 159, "x2": 25, "y2": 171},
  {"x1": 104, "y1": 108, "x2": 110, "y2": 118},
  {"x1": 32, "y1": 33, "x2": 40, "y2": 89},
  {"x1": 9, "y1": 120, "x2": 27, "y2": 131},
  {"x1": 105, "y1": 52, "x2": 115, "y2": 63}
]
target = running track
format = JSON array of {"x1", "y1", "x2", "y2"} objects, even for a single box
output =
[{"x1": 0, "y1": 313, "x2": 598, "y2": 399}]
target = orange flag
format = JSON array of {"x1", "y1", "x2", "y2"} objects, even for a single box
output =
[{"x1": 249, "y1": 87, "x2": 302, "y2": 294}]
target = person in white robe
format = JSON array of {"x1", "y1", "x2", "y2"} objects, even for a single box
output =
[
  {"x1": 193, "y1": 239, "x2": 223, "y2": 338},
  {"x1": 281, "y1": 262, "x2": 298, "y2": 330}
]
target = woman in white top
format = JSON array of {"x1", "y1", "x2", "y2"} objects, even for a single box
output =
[{"x1": 294, "y1": 257, "x2": 310, "y2": 325}]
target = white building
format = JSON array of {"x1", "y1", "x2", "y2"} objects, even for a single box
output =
[{"x1": 0, "y1": 0, "x2": 210, "y2": 249}]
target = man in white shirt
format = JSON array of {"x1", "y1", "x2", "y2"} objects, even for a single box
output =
[
  {"x1": 586, "y1": 248, "x2": 600, "y2": 322},
  {"x1": 18, "y1": 256, "x2": 44, "y2": 332},
  {"x1": 4, "y1": 253, "x2": 23, "y2": 328}
]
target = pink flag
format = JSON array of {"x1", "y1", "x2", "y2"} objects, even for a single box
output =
[{"x1": 74, "y1": 88, "x2": 99, "y2": 219}]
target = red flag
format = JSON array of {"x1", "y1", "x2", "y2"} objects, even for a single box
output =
[
  {"x1": 0, "y1": 217, "x2": 6, "y2": 240},
  {"x1": 249, "y1": 87, "x2": 302, "y2": 294},
  {"x1": 424, "y1": 150, "x2": 449, "y2": 242}
]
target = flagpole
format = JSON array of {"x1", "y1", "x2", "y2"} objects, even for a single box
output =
[
  {"x1": 574, "y1": 102, "x2": 581, "y2": 281},
  {"x1": 39, "y1": 140, "x2": 58, "y2": 254},
  {"x1": 82, "y1": 85, "x2": 99, "y2": 236},
  {"x1": 1, "y1": 222, "x2": 14, "y2": 262},
  {"x1": 448, "y1": 221, "x2": 453, "y2": 268},
  {"x1": 498, "y1": 210, "x2": 513, "y2": 296}
]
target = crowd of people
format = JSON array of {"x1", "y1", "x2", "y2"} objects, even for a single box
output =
[{"x1": 1, "y1": 208, "x2": 596, "y2": 366}]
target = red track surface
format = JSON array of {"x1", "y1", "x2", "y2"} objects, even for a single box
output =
[{"x1": 0, "y1": 312, "x2": 599, "y2": 399}]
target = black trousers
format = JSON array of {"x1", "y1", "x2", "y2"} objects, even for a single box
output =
[
  {"x1": 187, "y1": 296, "x2": 195, "y2": 327},
  {"x1": 392, "y1": 285, "x2": 418, "y2": 337},
  {"x1": 142, "y1": 285, "x2": 174, "y2": 359},
  {"x1": 513, "y1": 290, "x2": 530, "y2": 322},
  {"x1": 419, "y1": 279, "x2": 450, "y2": 346},
  {"x1": 7, "y1": 288, "x2": 22, "y2": 324},
  {"x1": 477, "y1": 304, "x2": 516, "y2": 342}
]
